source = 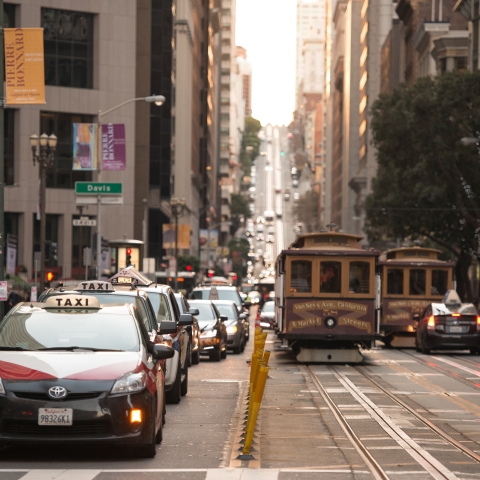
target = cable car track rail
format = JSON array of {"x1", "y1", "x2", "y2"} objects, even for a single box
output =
[
  {"x1": 305, "y1": 365, "x2": 389, "y2": 480},
  {"x1": 306, "y1": 364, "x2": 480, "y2": 480}
]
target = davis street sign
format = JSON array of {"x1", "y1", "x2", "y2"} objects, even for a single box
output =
[
  {"x1": 75, "y1": 182, "x2": 122, "y2": 195},
  {"x1": 73, "y1": 217, "x2": 97, "y2": 227}
]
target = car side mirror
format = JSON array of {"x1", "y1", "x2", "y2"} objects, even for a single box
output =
[
  {"x1": 178, "y1": 313, "x2": 194, "y2": 326},
  {"x1": 188, "y1": 308, "x2": 199, "y2": 316},
  {"x1": 151, "y1": 343, "x2": 175, "y2": 360},
  {"x1": 158, "y1": 320, "x2": 178, "y2": 335},
  {"x1": 412, "y1": 313, "x2": 421, "y2": 323},
  {"x1": 220, "y1": 315, "x2": 228, "y2": 322}
]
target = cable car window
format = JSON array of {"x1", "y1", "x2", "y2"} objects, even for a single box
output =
[
  {"x1": 431, "y1": 270, "x2": 448, "y2": 296},
  {"x1": 409, "y1": 269, "x2": 426, "y2": 295},
  {"x1": 320, "y1": 261, "x2": 341, "y2": 293},
  {"x1": 290, "y1": 260, "x2": 312, "y2": 293},
  {"x1": 387, "y1": 269, "x2": 404, "y2": 294},
  {"x1": 349, "y1": 261, "x2": 370, "y2": 294}
]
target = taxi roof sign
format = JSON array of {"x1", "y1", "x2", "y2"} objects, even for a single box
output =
[
  {"x1": 109, "y1": 266, "x2": 153, "y2": 287},
  {"x1": 44, "y1": 295, "x2": 101, "y2": 310},
  {"x1": 76, "y1": 281, "x2": 114, "y2": 292}
]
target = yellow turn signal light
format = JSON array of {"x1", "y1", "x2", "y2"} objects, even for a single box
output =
[{"x1": 130, "y1": 409, "x2": 142, "y2": 423}]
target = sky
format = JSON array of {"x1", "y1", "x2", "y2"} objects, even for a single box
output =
[{"x1": 236, "y1": 0, "x2": 297, "y2": 127}]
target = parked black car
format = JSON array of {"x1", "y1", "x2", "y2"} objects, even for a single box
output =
[{"x1": 415, "y1": 290, "x2": 480, "y2": 354}]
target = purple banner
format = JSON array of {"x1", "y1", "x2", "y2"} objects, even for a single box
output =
[{"x1": 101, "y1": 123, "x2": 126, "y2": 171}]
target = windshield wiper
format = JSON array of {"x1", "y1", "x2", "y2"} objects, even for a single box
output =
[
  {"x1": 0, "y1": 346, "x2": 31, "y2": 351},
  {"x1": 35, "y1": 346, "x2": 123, "y2": 352}
]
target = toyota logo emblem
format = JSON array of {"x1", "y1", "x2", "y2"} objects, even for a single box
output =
[{"x1": 48, "y1": 386, "x2": 67, "y2": 399}]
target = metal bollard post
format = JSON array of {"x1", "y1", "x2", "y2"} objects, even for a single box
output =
[{"x1": 243, "y1": 365, "x2": 269, "y2": 455}]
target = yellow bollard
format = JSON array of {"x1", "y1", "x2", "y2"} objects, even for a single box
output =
[
  {"x1": 263, "y1": 350, "x2": 271, "y2": 366},
  {"x1": 243, "y1": 365, "x2": 269, "y2": 455}
]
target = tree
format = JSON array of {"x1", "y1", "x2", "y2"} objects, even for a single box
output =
[
  {"x1": 177, "y1": 255, "x2": 200, "y2": 273},
  {"x1": 228, "y1": 238, "x2": 250, "y2": 280},
  {"x1": 240, "y1": 116, "x2": 262, "y2": 176},
  {"x1": 366, "y1": 71, "x2": 480, "y2": 302},
  {"x1": 229, "y1": 193, "x2": 251, "y2": 236},
  {"x1": 293, "y1": 190, "x2": 321, "y2": 233}
]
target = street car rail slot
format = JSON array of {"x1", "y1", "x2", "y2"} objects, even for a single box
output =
[{"x1": 43, "y1": 295, "x2": 101, "y2": 310}]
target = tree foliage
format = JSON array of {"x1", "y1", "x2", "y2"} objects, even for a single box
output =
[
  {"x1": 177, "y1": 255, "x2": 200, "y2": 273},
  {"x1": 366, "y1": 71, "x2": 480, "y2": 301},
  {"x1": 229, "y1": 193, "x2": 251, "y2": 236},
  {"x1": 240, "y1": 116, "x2": 262, "y2": 175}
]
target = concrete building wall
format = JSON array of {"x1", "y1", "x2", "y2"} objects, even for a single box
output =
[{"x1": 5, "y1": 0, "x2": 137, "y2": 278}]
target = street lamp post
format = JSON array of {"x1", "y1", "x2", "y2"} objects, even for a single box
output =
[
  {"x1": 30, "y1": 133, "x2": 58, "y2": 292},
  {"x1": 95, "y1": 94, "x2": 165, "y2": 278},
  {"x1": 169, "y1": 197, "x2": 186, "y2": 291}
]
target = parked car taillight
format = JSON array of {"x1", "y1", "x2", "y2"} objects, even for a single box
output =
[
  {"x1": 427, "y1": 315, "x2": 436, "y2": 329},
  {"x1": 477, "y1": 316, "x2": 480, "y2": 331}
]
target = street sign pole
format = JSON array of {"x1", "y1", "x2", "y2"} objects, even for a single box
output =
[{"x1": 97, "y1": 195, "x2": 101, "y2": 279}]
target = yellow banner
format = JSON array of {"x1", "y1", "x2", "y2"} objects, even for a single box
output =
[
  {"x1": 163, "y1": 224, "x2": 191, "y2": 250},
  {"x1": 5, "y1": 28, "x2": 45, "y2": 105}
]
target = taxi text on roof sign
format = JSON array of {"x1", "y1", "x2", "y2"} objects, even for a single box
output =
[
  {"x1": 75, "y1": 182, "x2": 122, "y2": 195},
  {"x1": 76, "y1": 281, "x2": 114, "y2": 291},
  {"x1": 44, "y1": 295, "x2": 100, "y2": 309}
]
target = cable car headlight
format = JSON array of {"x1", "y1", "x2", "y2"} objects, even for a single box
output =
[{"x1": 324, "y1": 316, "x2": 337, "y2": 329}]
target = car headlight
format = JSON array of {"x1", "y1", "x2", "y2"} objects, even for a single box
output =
[
  {"x1": 111, "y1": 370, "x2": 146, "y2": 394},
  {"x1": 226, "y1": 325, "x2": 238, "y2": 334},
  {"x1": 201, "y1": 329, "x2": 217, "y2": 338},
  {"x1": 0, "y1": 378, "x2": 5, "y2": 395}
]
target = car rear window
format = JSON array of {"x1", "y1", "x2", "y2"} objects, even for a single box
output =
[
  {"x1": 189, "y1": 303, "x2": 215, "y2": 320},
  {"x1": 214, "y1": 304, "x2": 236, "y2": 319}
]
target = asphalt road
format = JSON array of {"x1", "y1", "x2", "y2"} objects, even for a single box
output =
[{"x1": 2, "y1": 315, "x2": 480, "y2": 479}]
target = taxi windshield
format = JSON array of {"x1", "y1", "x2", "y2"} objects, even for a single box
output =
[
  {"x1": 214, "y1": 304, "x2": 236, "y2": 319},
  {"x1": 0, "y1": 310, "x2": 140, "y2": 352}
]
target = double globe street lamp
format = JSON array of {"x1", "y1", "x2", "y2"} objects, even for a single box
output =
[{"x1": 30, "y1": 133, "x2": 58, "y2": 292}]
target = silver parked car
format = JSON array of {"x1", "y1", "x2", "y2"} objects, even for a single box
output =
[{"x1": 212, "y1": 300, "x2": 248, "y2": 354}]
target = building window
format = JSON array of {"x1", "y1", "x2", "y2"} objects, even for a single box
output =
[
  {"x1": 42, "y1": 8, "x2": 94, "y2": 89},
  {"x1": 4, "y1": 3, "x2": 16, "y2": 28},
  {"x1": 40, "y1": 111, "x2": 93, "y2": 189},
  {"x1": 4, "y1": 109, "x2": 14, "y2": 185}
]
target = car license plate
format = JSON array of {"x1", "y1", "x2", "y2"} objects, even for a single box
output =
[
  {"x1": 449, "y1": 326, "x2": 463, "y2": 333},
  {"x1": 38, "y1": 408, "x2": 73, "y2": 426}
]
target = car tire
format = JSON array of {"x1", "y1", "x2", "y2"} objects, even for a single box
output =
[
  {"x1": 137, "y1": 415, "x2": 157, "y2": 458},
  {"x1": 421, "y1": 336, "x2": 431, "y2": 355},
  {"x1": 181, "y1": 362, "x2": 188, "y2": 397},
  {"x1": 470, "y1": 348, "x2": 479, "y2": 355},
  {"x1": 415, "y1": 337, "x2": 421, "y2": 352},
  {"x1": 221, "y1": 344, "x2": 227, "y2": 359},
  {"x1": 166, "y1": 356, "x2": 182, "y2": 404},
  {"x1": 191, "y1": 348, "x2": 200, "y2": 365},
  {"x1": 210, "y1": 347, "x2": 221, "y2": 362}
]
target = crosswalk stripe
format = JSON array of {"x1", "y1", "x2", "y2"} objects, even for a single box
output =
[{"x1": 5, "y1": 469, "x2": 375, "y2": 479}]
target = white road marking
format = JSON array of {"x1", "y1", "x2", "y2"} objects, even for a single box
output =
[
  {"x1": 19, "y1": 471, "x2": 101, "y2": 480},
  {"x1": 333, "y1": 368, "x2": 462, "y2": 480},
  {"x1": 432, "y1": 356, "x2": 480, "y2": 377}
]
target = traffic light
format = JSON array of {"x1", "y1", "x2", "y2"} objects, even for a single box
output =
[
  {"x1": 46, "y1": 271, "x2": 55, "y2": 282},
  {"x1": 186, "y1": 265, "x2": 193, "y2": 271},
  {"x1": 207, "y1": 269, "x2": 214, "y2": 278},
  {"x1": 126, "y1": 248, "x2": 132, "y2": 266},
  {"x1": 280, "y1": 151, "x2": 285, "y2": 156}
]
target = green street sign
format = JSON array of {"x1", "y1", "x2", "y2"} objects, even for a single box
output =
[{"x1": 75, "y1": 182, "x2": 122, "y2": 195}]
